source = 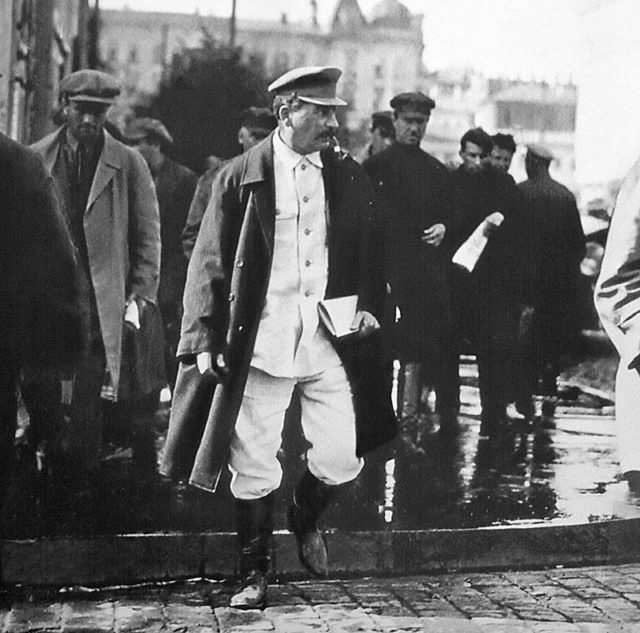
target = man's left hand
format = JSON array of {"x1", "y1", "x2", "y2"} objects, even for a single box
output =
[
  {"x1": 350, "y1": 310, "x2": 380, "y2": 338},
  {"x1": 422, "y1": 223, "x2": 446, "y2": 247}
]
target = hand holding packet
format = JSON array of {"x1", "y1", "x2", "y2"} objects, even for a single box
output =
[{"x1": 317, "y1": 295, "x2": 359, "y2": 339}]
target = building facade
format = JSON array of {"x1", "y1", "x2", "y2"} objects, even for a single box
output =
[
  {"x1": 476, "y1": 81, "x2": 577, "y2": 187},
  {"x1": 99, "y1": 0, "x2": 424, "y2": 129},
  {"x1": 0, "y1": 0, "x2": 90, "y2": 143}
]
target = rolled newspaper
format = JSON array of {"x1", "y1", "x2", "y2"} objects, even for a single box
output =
[{"x1": 452, "y1": 212, "x2": 504, "y2": 272}]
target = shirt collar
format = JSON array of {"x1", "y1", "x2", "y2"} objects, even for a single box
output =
[{"x1": 273, "y1": 131, "x2": 323, "y2": 171}]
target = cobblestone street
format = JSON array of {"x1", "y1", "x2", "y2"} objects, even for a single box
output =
[{"x1": 3, "y1": 563, "x2": 640, "y2": 632}]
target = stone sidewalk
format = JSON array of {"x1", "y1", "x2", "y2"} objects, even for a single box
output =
[{"x1": 3, "y1": 563, "x2": 640, "y2": 632}]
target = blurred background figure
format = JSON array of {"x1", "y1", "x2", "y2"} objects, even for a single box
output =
[
  {"x1": 366, "y1": 110, "x2": 395, "y2": 158},
  {"x1": 30, "y1": 70, "x2": 161, "y2": 479},
  {"x1": 517, "y1": 144, "x2": 585, "y2": 418},
  {"x1": 237, "y1": 106, "x2": 277, "y2": 153},
  {"x1": 0, "y1": 132, "x2": 81, "y2": 518},
  {"x1": 182, "y1": 106, "x2": 276, "y2": 260},
  {"x1": 489, "y1": 133, "x2": 517, "y2": 175},
  {"x1": 127, "y1": 117, "x2": 197, "y2": 392}
]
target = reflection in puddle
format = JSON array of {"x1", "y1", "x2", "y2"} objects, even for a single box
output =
[{"x1": 2, "y1": 360, "x2": 639, "y2": 538}]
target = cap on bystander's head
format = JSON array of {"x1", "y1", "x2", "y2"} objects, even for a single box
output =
[
  {"x1": 126, "y1": 117, "x2": 174, "y2": 148},
  {"x1": 268, "y1": 66, "x2": 347, "y2": 107},
  {"x1": 527, "y1": 143, "x2": 555, "y2": 163},
  {"x1": 389, "y1": 92, "x2": 435, "y2": 114},
  {"x1": 60, "y1": 69, "x2": 120, "y2": 105}
]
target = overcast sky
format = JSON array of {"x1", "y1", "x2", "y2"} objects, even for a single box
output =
[{"x1": 99, "y1": 0, "x2": 583, "y2": 81}]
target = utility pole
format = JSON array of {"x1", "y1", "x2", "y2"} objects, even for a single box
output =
[{"x1": 229, "y1": 0, "x2": 237, "y2": 47}]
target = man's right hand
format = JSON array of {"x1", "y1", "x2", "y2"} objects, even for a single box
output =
[{"x1": 196, "y1": 351, "x2": 229, "y2": 380}]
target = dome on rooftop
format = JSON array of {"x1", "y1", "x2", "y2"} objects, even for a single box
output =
[{"x1": 370, "y1": 0, "x2": 411, "y2": 28}]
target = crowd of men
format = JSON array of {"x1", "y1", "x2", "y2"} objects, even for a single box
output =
[{"x1": 0, "y1": 65, "x2": 588, "y2": 605}]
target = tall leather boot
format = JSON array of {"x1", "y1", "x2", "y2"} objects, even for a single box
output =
[
  {"x1": 229, "y1": 493, "x2": 273, "y2": 609},
  {"x1": 287, "y1": 470, "x2": 337, "y2": 577}
]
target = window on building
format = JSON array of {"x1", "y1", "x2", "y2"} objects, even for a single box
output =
[
  {"x1": 128, "y1": 46, "x2": 138, "y2": 64},
  {"x1": 374, "y1": 64, "x2": 384, "y2": 80},
  {"x1": 108, "y1": 47, "x2": 118, "y2": 64}
]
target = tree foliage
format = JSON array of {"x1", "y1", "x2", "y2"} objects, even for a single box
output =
[{"x1": 145, "y1": 33, "x2": 271, "y2": 173}]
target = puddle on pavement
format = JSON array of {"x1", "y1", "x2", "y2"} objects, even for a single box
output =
[{"x1": 3, "y1": 359, "x2": 639, "y2": 538}]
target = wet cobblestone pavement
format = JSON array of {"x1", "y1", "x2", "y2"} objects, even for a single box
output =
[{"x1": 4, "y1": 563, "x2": 640, "y2": 631}]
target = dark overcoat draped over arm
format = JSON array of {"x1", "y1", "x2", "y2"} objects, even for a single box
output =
[
  {"x1": 161, "y1": 134, "x2": 396, "y2": 492},
  {"x1": 0, "y1": 133, "x2": 81, "y2": 378}
]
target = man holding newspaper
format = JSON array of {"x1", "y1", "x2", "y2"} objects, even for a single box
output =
[{"x1": 449, "y1": 127, "x2": 526, "y2": 438}]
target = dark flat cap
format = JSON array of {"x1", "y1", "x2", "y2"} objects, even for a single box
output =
[
  {"x1": 60, "y1": 69, "x2": 120, "y2": 104},
  {"x1": 390, "y1": 92, "x2": 435, "y2": 113},
  {"x1": 527, "y1": 143, "x2": 555, "y2": 161},
  {"x1": 126, "y1": 118, "x2": 174, "y2": 146},
  {"x1": 268, "y1": 66, "x2": 347, "y2": 106}
]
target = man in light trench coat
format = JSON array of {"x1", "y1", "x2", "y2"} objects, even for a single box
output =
[
  {"x1": 161, "y1": 66, "x2": 396, "y2": 609},
  {"x1": 31, "y1": 70, "x2": 161, "y2": 473}
]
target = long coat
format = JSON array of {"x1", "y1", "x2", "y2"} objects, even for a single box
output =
[
  {"x1": 154, "y1": 157, "x2": 197, "y2": 309},
  {"x1": 161, "y1": 134, "x2": 396, "y2": 492},
  {"x1": 519, "y1": 172, "x2": 585, "y2": 353},
  {"x1": 0, "y1": 132, "x2": 81, "y2": 500},
  {"x1": 31, "y1": 128, "x2": 161, "y2": 396},
  {"x1": 363, "y1": 142, "x2": 453, "y2": 364}
]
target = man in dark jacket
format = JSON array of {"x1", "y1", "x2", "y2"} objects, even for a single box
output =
[
  {"x1": 127, "y1": 117, "x2": 197, "y2": 390},
  {"x1": 450, "y1": 127, "x2": 525, "y2": 437},
  {"x1": 0, "y1": 132, "x2": 81, "y2": 512},
  {"x1": 363, "y1": 92, "x2": 456, "y2": 432},
  {"x1": 518, "y1": 144, "x2": 585, "y2": 416},
  {"x1": 161, "y1": 66, "x2": 395, "y2": 609}
]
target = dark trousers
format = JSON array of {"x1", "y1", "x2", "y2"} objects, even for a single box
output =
[{"x1": 0, "y1": 370, "x2": 17, "y2": 514}]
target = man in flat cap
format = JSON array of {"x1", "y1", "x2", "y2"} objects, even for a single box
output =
[
  {"x1": 364, "y1": 110, "x2": 395, "y2": 159},
  {"x1": 517, "y1": 144, "x2": 584, "y2": 418},
  {"x1": 30, "y1": 70, "x2": 161, "y2": 478},
  {"x1": 161, "y1": 66, "x2": 395, "y2": 608},
  {"x1": 127, "y1": 118, "x2": 197, "y2": 392},
  {"x1": 363, "y1": 91, "x2": 458, "y2": 436},
  {"x1": 448, "y1": 127, "x2": 526, "y2": 437}
]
